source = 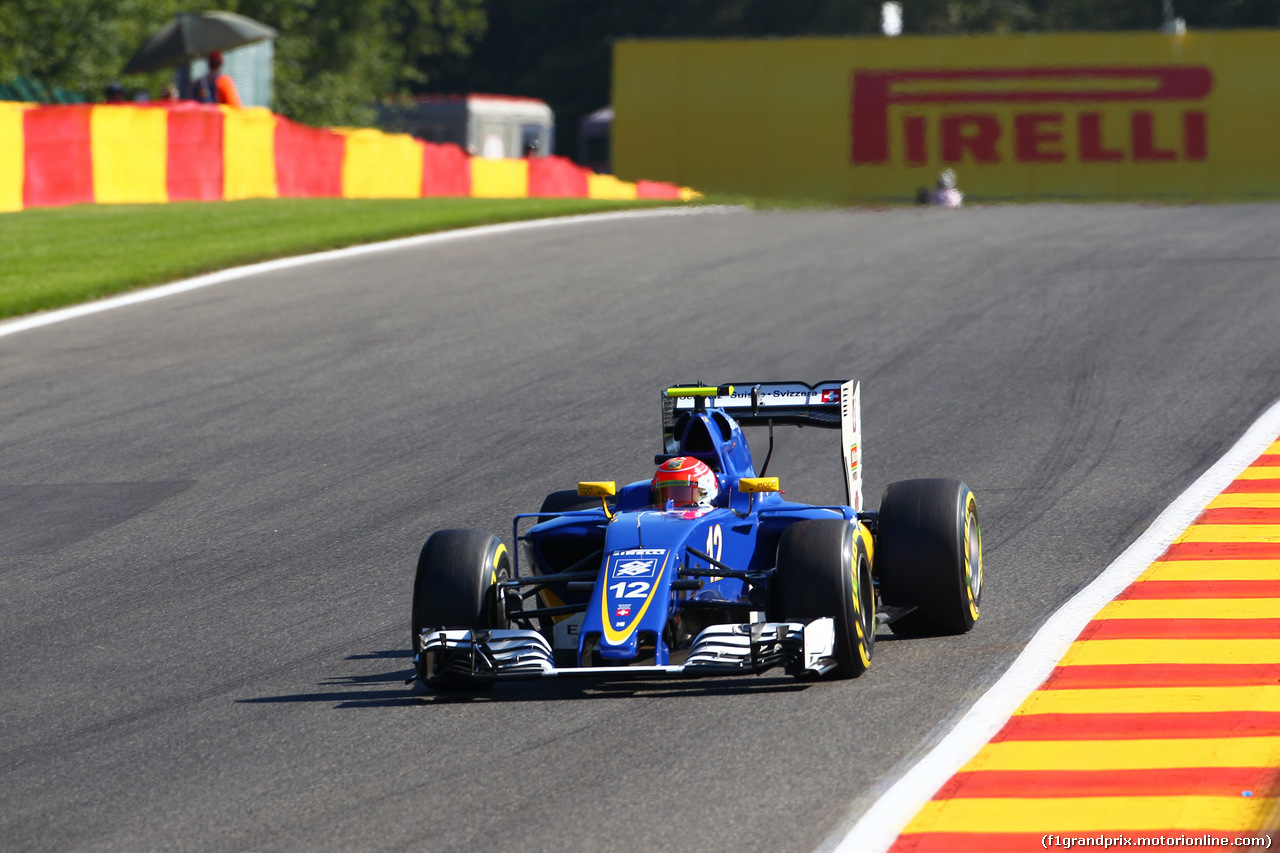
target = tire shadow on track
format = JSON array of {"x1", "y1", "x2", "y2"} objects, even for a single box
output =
[{"x1": 235, "y1": 649, "x2": 817, "y2": 708}]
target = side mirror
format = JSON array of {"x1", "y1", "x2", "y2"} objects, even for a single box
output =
[
  {"x1": 578, "y1": 481, "x2": 616, "y2": 520},
  {"x1": 738, "y1": 477, "x2": 780, "y2": 493},
  {"x1": 577, "y1": 481, "x2": 617, "y2": 498}
]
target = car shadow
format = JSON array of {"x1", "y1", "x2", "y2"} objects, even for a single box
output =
[{"x1": 237, "y1": 649, "x2": 817, "y2": 709}]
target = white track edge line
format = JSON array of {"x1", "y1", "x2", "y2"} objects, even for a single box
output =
[
  {"x1": 826, "y1": 395, "x2": 1280, "y2": 853},
  {"x1": 0, "y1": 205, "x2": 739, "y2": 340}
]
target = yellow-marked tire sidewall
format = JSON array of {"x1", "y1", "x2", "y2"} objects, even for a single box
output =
[
  {"x1": 412, "y1": 529, "x2": 510, "y2": 650},
  {"x1": 488, "y1": 542, "x2": 511, "y2": 629},
  {"x1": 962, "y1": 491, "x2": 982, "y2": 624},
  {"x1": 876, "y1": 478, "x2": 980, "y2": 636},
  {"x1": 773, "y1": 519, "x2": 872, "y2": 678},
  {"x1": 851, "y1": 531, "x2": 874, "y2": 670}
]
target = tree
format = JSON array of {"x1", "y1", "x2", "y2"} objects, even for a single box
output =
[
  {"x1": 899, "y1": 0, "x2": 1280, "y2": 33},
  {"x1": 0, "y1": 0, "x2": 486, "y2": 126},
  {"x1": 0, "y1": 0, "x2": 186, "y2": 100},
  {"x1": 225, "y1": 0, "x2": 486, "y2": 126}
]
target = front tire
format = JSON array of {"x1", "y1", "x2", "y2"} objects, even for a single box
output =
[
  {"x1": 773, "y1": 519, "x2": 875, "y2": 678},
  {"x1": 876, "y1": 479, "x2": 982, "y2": 636},
  {"x1": 411, "y1": 529, "x2": 510, "y2": 654}
]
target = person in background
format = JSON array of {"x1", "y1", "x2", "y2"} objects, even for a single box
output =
[
  {"x1": 104, "y1": 82, "x2": 125, "y2": 103},
  {"x1": 194, "y1": 51, "x2": 241, "y2": 107},
  {"x1": 929, "y1": 169, "x2": 964, "y2": 208}
]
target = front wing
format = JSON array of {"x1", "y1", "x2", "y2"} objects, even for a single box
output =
[{"x1": 414, "y1": 619, "x2": 838, "y2": 685}]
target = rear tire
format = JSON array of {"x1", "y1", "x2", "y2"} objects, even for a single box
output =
[
  {"x1": 773, "y1": 519, "x2": 875, "y2": 678},
  {"x1": 876, "y1": 479, "x2": 982, "y2": 636},
  {"x1": 411, "y1": 529, "x2": 510, "y2": 654}
]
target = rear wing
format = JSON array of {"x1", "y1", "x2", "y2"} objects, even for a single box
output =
[{"x1": 662, "y1": 381, "x2": 863, "y2": 511}]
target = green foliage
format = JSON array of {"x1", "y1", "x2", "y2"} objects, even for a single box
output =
[
  {"x1": 0, "y1": 0, "x2": 486, "y2": 125},
  {"x1": 0, "y1": 0, "x2": 187, "y2": 101},
  {"x1": 221, "y1": 0, "x2": 486, "y2": 126},
  {"x1": 902, "y1": 0, "x2": 1280, "y2": 33}
]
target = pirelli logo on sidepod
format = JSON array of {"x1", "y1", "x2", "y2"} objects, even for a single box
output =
[{"x1": 851, "y1": 66, "x2": 1213, "y2": 167}]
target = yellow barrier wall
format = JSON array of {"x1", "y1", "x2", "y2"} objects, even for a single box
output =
[
  {"x1": 587, "y1": 173, "x2": 639, "y2": 200},
  {"x1": 469, "y1": 157, "x2": 529, "y2": 198},
  {"x1": 0, "y1": 103, "x2": 26, "y2": 212},
  {"x1": 222, "y1": 106, "x2": 278, "y2": 200},
  {"x1": 338, "y1": 128, "x2": 424, "y2": 199},
  {"x1": 90, "y1": 106, "x2": 168, "y2": 205},
  {"x1": 614, "y1": 31, "x2": 1280, "y2": 202}
]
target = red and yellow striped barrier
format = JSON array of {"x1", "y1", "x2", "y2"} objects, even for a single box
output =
[
  {"x1": 890, "y1": 440, "x2": 1280, "y2": 851},
  {"x1": 0, "y1": 102, "x2": 696, "y2": 213},
  {"x1": 1, "y1": 101, "x2": 31, "y2": 212}
]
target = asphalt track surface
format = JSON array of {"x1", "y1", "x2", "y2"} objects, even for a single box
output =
[{"x1": 3, "y1": 203, "x2": 1280, "y2": 853}]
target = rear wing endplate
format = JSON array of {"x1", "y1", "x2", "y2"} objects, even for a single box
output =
[{"x1": 662, "y1": 380, "x2": 863, "y2": 511}]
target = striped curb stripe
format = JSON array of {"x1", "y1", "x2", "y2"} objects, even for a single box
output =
[
  {"x1": 832, "y1": 401, "x2": 1280, "y2": 853},
  {"x1": 893, "y1": 439, "x2": 1280, "y2": 848}
]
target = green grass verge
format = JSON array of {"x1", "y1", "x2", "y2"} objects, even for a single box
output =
[{"x1": 0, "y1": 196, "x2": 681, "y2": 321}]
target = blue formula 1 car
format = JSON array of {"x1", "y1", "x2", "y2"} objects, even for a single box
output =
[{"x1": 410, "y1": 381, "x2": 982, "y2": 689}]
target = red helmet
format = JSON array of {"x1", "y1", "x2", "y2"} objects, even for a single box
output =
[{"x1": 652, "y1": 456, "x2": 719, "y2": 508}]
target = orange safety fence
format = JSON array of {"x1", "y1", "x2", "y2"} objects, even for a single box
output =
[{"x1": 1, "y1": 102, "x2": 697, "y2": 212}]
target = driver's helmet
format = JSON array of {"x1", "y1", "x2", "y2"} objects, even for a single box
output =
[{"x1": 652, "y1": 456, "x2": 719, "y2": 508}]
